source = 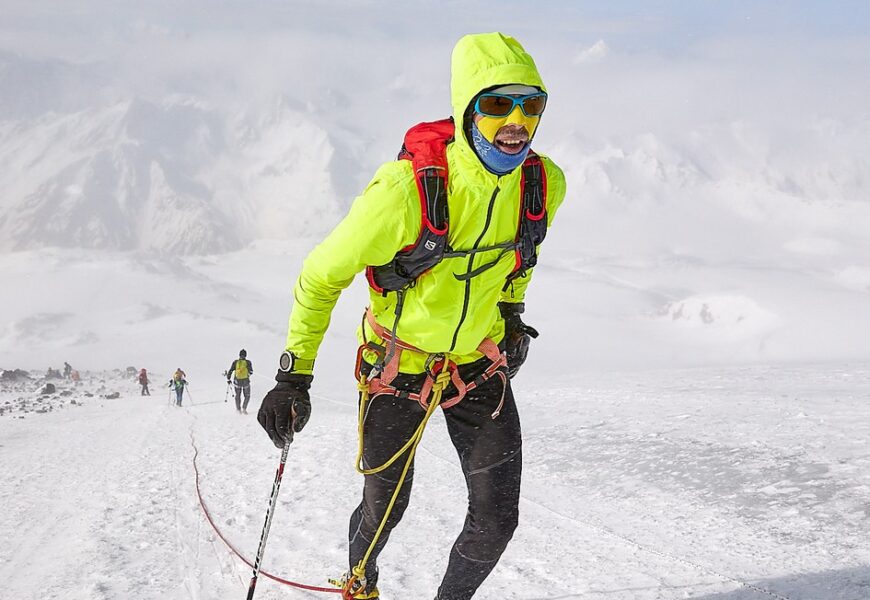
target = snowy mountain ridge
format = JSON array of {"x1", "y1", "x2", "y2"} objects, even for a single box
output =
[
  {"x1": 0, "y1": 87, "x2": 344, "y2": 254},
  {"x1": 2, "y1": 48, "x2": 870, "y2": 259}
]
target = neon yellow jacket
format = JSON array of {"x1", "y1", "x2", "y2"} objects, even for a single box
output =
[{"x1": 285, "y1": 32, "x2": 567, "y2": 374}]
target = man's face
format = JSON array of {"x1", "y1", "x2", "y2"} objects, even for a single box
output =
[
  {"x1": 471, "y1": 90, "x2": 545, "y2": 155},
  {"x1": 474, "y1": 111, "x2": 538, "y2": 155}
]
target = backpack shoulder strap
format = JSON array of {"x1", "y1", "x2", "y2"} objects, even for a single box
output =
[
  {"x1": 506, "y1": 151, "x2": 548, "y2": 284},
  {"x1": 366, "y1": 119, "x2": 454, "y2": 293},
  {"x1": 398, "y1": 118, "x2": 453, "y2": 233},
  {"x1": 521, "y1": 151, "x2": 547, "y2": 222}
]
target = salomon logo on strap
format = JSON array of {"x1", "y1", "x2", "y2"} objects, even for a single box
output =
[{"x1": 424, "y1": 240, "x2": 437, "y2": 251}]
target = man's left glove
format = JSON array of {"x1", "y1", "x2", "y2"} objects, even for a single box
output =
[
  {"x1": 257, "y1": 372, "x2": 313, "y2": 448},
  {"x1": 499, "y1": 302, "x2": 539, "y2": 379}
]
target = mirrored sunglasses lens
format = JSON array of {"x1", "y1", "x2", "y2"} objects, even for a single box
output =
[
  {"x1": 477, "y1": 95, "x2": 515, "y2": 116},
  {"x1": 522, "y1": 95, "x2": 547, "y2": 116}
]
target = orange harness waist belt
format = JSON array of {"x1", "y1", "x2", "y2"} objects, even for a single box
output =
[{"x1": 356, "y1": 307, "x2": 508, "y2": 416}]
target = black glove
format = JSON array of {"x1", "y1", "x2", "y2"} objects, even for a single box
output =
[
  {"x1": 499, "y1": 302, "x2": 539, "y2": 379},
  {"x1": 257, "y1": 371, "x2": 313, "y2": 448}
]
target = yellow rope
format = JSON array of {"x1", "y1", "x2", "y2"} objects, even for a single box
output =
[
  {"x1": 348, "y1": 368, "x2": 452, "y2": 592},
  {"x1": 354, "y1": 376, "x2": 419, "y2": 475}
]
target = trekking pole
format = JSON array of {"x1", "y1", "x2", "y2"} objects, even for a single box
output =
[
  {"x1": 225, "y1": 380, "x2": 231, "y2": 403},
  {"x1": 246, "y1": 439, "x2": 291, "y2": 600},
  {"x1": 185, "y1": 386, "x2": 194, "y2": 405}
]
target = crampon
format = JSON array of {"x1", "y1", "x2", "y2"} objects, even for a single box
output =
[{"x1": 328, "y1": 572, "x2": 379, "y2": 599}]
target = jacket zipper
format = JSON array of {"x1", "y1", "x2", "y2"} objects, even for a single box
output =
[{"x1": 449, "y1": 183, "x2": 500, "y2": 352}]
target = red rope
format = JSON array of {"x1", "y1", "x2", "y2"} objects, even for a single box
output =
[{"x1": 190, "y1": 434, "x2": 342, "y2": 594}]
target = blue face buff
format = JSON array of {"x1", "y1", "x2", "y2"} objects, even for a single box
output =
[{"x1": 470, "y1": 120, "x2": 531, "y2": 175}]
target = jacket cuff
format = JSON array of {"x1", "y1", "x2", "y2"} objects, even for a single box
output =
[
  {"x1": 274, "y1": 371, "x2": 313, "y2": 388},
  {"x1": 498, "y1": 301, "x2": 525, "y2": 317}
]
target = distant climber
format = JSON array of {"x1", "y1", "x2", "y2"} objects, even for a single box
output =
[
  {"x1": 169, "y1": 368, "x2": 187, "y2": 406},
  {"x1": 139, "y1": 368, "x2": 151, "y2": 396},
  {"x1": 227, "y1": 349, "x2": 254, "y2": 414}
]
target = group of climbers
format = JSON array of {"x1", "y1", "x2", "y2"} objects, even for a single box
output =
[
  {"x1": 131, "y1": 349, "x2": 253, "y2": 412},
  {"x1": 133, "y1": 367, "x2": 187, "y2": 405},
  {"x1": 134, "y1": 367, "x2": 187, "y2": 406}
]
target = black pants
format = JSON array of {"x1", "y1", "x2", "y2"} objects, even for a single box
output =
[{"x1": 348, "y1": 359, "x2": 521, "y2": 600}]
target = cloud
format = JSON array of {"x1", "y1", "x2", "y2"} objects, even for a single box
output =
[{"x1": 574, "y1": 39, "x2": 609, "y2": 64}]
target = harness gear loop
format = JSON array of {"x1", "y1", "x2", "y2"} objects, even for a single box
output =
[{"x1": 347, "y1": 363, "x2": 453, "y2": 599}]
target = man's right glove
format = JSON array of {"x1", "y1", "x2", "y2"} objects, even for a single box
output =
[
  {"x1": 499, "y1": 302, "x2": 539, "y2": 379},
  {"x1": 257, "y1": 372, "x2": 313, "y2": 448}
]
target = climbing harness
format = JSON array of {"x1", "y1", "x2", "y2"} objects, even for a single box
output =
[{"x1": 356, "y1": 307, "x2": 508, "y2": 416}]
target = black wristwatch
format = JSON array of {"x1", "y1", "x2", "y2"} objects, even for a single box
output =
[{"x1": 279, "y1": 350, "x2": 315, "y2": 373}]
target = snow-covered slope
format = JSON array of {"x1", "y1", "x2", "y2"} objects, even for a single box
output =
[
  {"x1": 2, "y1": 240, "x2": 869, "y2": 379},
  {"x1": 2, "y1": 364, "x2": 869, "y2": 599}
]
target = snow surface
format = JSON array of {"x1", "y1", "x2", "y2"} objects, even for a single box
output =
[{"x1": 2, "y1": 364, "x2": 869, "y2": 599}]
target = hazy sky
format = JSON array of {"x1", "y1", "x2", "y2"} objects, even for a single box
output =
[
  {"x1": 3, "y1": 1, "x2": 868, "y2": 133},
  {"x1": 4, "y1": 1, "x2": 870, "y2": 57}
]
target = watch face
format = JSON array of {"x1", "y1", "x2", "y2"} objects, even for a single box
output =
[{"x1": 279, "y1": 351, "x2": 294, "y2": 372}]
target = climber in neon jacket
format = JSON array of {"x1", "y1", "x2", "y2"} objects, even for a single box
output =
[{"x1": 259, "y1": 32, "x2": 566, "y2": 600}]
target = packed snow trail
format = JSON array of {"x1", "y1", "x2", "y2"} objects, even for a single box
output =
[
  {"x1": 0, "y1": 392, "x2": 215, "y2": 599},
  {"x1": 1, "y1": 365, "x2": 869, "y2": 599}
]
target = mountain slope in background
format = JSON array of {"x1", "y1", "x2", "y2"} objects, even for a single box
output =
[
  {"x1": 3, "y1": 47, "x2": 870, "y2": 260},
  {"x1": 0, "y1": 52, "x2": 345, "y2": 254}
]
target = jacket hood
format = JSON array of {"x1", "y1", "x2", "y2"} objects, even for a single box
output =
[{"x1": 450, "y1": 33, "x2": 546, "y2": 160}]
